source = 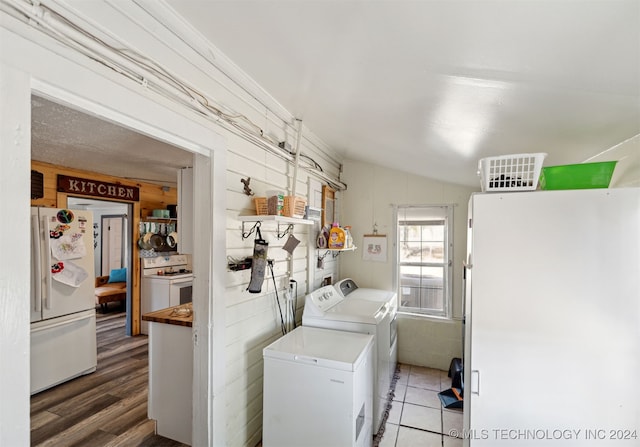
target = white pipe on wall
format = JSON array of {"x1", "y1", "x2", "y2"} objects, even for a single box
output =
[{"x1": 290, "y1": 118, "x2": 303, "y2": 197}]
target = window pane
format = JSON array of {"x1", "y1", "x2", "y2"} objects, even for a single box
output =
[
  {"x1": 401, "y1": 225, "x2": 422, "y2": 242},
  {"x1": 420, "y1": 266, "x2": 444, "y2": 311},
  {"x1": 399, "y1": 266, "x2": 444, "y2": 312},
  {"x1": 399, "y1": 267, "x2": 420, "y2": 308},
  {"x1": 421, "y1": 225, "x2": 443, "y2": 241},
  {"x1": 396, "y1": 205, "x2": 452, "y2": 317},
  {"x1": 422, "y1": 241, "x2": 444, "y2": 263},
  {"x1": 420, "y1": 265, "x2": 442, "y2": 279},
  {"x1": 399, "y1": 241, "x2": 422, "y2": 263}
]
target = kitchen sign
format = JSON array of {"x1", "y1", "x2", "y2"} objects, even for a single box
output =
[{"x1": 57, "y1": 175, "x2": 140, "y2": 201}]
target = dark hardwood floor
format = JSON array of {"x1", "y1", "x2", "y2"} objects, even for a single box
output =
[{"x1": 30, "y1": 306, "x2": 188, "y2": 447}]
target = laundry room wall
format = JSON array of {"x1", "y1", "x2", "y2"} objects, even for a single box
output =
[
  {"x1": 1, "y1": 3, "x2": 342, "y2": 447},
  {"x1": 224, "y1": 134, "x2": 342, "y2": 447},
  {"x1": 340, "y1": 159, "x2": 478, "y2": 371}
]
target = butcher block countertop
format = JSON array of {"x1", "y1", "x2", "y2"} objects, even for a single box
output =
[{"x1": 142, "y1": 303, "x2": 193, "y2": 327}]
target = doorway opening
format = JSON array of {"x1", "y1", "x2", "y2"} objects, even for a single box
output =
[
  {"x1": 29, "y1": 92, "x2": 201, "y2": 444},
  {"x1": 31, "y1": 93, "x2": 194, "y2": 337}
]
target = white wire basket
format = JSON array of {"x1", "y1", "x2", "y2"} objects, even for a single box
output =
[{"x1": 478, "y1": 153, "x2": 547, "y2": 192}]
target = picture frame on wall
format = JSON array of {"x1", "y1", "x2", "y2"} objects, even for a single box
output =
[{"x1": 362, "y1": 234, "x2": 387, "y2": 262}]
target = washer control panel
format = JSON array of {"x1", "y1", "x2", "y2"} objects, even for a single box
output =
[{"x1": 308, "y1": 285, "x2": 343, "y2": 311}]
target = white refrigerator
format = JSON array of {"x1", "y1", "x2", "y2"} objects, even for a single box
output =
[
  {"x1": 30, "y1": 207, "x2": 97, "y2": 394},
  {"x1": 463, "y1": 188, "x2": 640, "y2": 446}
]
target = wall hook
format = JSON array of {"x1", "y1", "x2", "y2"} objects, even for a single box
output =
[
  {"x1": 242, "y1": 220, "x2": 260, "y2": 239},
  {"x1": 277, "y1": 223, "x2": 294, "y2": 239},
  {"x1": 241, "y1": 177, "x2": 254, "y2": 196}
]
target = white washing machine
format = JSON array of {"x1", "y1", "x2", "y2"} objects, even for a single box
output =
[
  {"x1": 334, "y1": 278, "x2": 398, "y2": 382},
  {"x1": 263, "y1": 326, "x2": 374, "y2": 447},
  {"x1": 302, "y1": 285, "x2": 392, "y2": 434}
]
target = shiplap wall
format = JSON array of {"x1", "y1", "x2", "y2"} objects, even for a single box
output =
[
  {"x1": 78, "y1": 5, "x2": 344, "y2": 446},
  {"x1": 1, "y1": 2, "x2": 342, "y2": 446},
  {"x1": 224, "y1": 136, "x2": 340, "y2": 446},
  {"x1": 157, "y1": 37, "x2": 343, "y2": 447}
]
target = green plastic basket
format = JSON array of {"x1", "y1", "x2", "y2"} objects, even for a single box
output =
[{"x1": 539, "y1": 161, "x2": 617, "y2": 190}]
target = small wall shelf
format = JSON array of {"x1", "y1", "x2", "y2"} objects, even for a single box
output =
[
  {"x1": 318, "y1": 246, "x2": 357, "y2": 259},
  {"x1": 146, "y1": 217, "x2": 178, "y2": 221},
  {"x1": 238, "y1": 215, "x2": 314, "y2": 240}
]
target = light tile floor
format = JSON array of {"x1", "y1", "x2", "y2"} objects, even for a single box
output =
[{"x1": 377, "y1": 363, "x2": 463, "y2": 447}]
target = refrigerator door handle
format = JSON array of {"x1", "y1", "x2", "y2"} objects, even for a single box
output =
[
  {"x1": 42, "y1": 216, "x2": 52, "y2": 310},
  {"x1": 30, "y1": 312, "x2": 93, "y2": 333},
  {"x1": 32, "y1": 214, "x2": 42, "y2": 312},
  {"x1": 471, "y1": 369, "x2": 480, "y2": 395}
]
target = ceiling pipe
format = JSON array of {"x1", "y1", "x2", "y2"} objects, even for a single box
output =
[
  {"x1": 307, "y1": 168, "x2": 347, "y2": 191},
  {"x1": 290, "y1": 118, "x2": 303, "y2": 197}
]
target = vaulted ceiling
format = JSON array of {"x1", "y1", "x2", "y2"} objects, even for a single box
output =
[
  {"x1": 30, "y1": 1, "x2": 640, "y2": 188},
  {"x1": 166, "y1": 0, "x2": 640, "y2": 187}
]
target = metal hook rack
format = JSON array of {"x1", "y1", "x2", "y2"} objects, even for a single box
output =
[
  {"x1": 322, "y1": 250, "x2": 341, "y2": 259},
  {"x1": 318, "y1": 247, "x2": 358, "y2": 259},
  {"x1": 241, "y1": 221, "x2": 261, "y2": 239},
  {"x1": 239, "y1": 215, "x2": 314, "y2": 240},
  {"x1": 277, "y1": 223, "x2": 294, "y2": 239}
]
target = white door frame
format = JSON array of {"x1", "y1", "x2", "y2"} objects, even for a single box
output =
[{"x1": 0, "y1": 23, "x2": 227, "y2": 446}]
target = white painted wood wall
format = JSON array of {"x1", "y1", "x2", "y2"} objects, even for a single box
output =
[
  {"x1": 224, "y1": 129, "x2": 341, "y2": 447},
  {"x1": 0, "y1": 2, "x2": 341, "y2": 446}
]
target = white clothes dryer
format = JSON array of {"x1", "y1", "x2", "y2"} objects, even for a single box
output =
[
  {"x1": 334, "y1": 278, "x2": 398, "y2": 381},
  {"x1": 302, "y1": 285, "x2": 392, "y2": 433},
  {"x1": 263, "y1": 326, "x2": 374, "y2": 447}
]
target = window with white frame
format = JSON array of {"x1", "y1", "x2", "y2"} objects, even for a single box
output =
[{"x1": 396, "y1": 205, "x2": 453, "y2": 318}]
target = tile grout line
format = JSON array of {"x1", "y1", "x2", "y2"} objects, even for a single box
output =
[{"x1": 392, "y1": 364, "x2": 460, "y2": 447}]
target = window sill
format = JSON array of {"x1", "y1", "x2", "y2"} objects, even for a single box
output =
[{"x1": 397, "y1": 311, "x2": 460, "y2": 323}]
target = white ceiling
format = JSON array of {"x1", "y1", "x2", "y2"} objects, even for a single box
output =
[
  {"x1": 166, "y1": 0, "x2": 639, "y2": 187},
  {"x1": 31, "y1": 96, "x2": 193, "y2": 185},
  {"x1": 30, "y1": 1, "x2": 640, "y2": 188}
]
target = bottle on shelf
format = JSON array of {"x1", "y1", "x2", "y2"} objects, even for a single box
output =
[
  {"x1": 328, "y1": 222, "x2": 345, "y2": 249},
  {"x1": 344, "y1": 225, "x2": 353, "y2": 249}
]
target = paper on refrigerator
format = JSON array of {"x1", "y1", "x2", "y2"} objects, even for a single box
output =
[
  {"x1": 51, "y1": 260, "x2": 89, "y2": 287},
  {"x1": 50, "y1": 232, "x2": 87, "y2": 260}
]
